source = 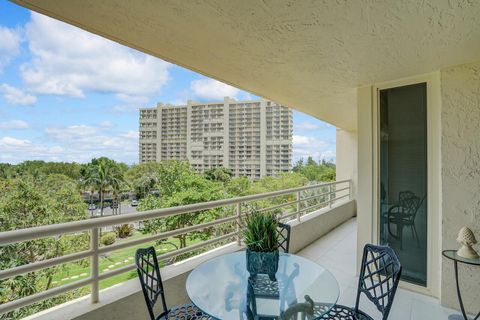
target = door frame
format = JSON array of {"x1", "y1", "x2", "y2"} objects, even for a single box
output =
[{"x1": 371, "y1": 72, "x2": 441, "y2": 297}]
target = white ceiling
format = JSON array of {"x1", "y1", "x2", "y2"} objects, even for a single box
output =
[{"x1": 13, "y1": 0, "x2": 480, "y2": 130}]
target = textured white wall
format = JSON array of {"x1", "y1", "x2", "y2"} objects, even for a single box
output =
[
  {"x1": 440, "y1": 61, "x2": 480, "y2": 314},
  {"x1": 336, "y1": 129, "x2": 358, "y2": 199}
]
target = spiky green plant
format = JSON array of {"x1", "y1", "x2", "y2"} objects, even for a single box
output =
[{"x1": 243, "y1": 211, "x2": 279, "y2": 252}]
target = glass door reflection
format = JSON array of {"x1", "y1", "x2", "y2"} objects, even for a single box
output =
[{"x1": 379, "y1": 83, "x2": 428, "y2": 286}]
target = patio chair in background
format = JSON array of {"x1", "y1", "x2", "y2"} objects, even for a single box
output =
[
  {"x1": 318, "y1": 244, "x2": 402, "y2": 320},
  {"x1": 135, "y1": 247, "x2": 212, "y2": 320}
]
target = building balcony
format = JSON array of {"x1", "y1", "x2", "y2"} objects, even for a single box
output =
[
  {"x1": 3, "y1": 183, "x2": 456, "y2": 320},
  {"x1": 1, "y1": 181, "x2": 357, "y2": 319}
]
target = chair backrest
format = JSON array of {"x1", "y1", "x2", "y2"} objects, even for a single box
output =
[
  {"x1": 354, "y1": 244, "x2": 402, "y2": 320},
  {"x1": 277, "y1": 222, "x2": 291, "y2": 253},
  {"x1": 135, "y1": 247, "x2": 169, "y2": 320},
  {"x1": 399, "y1": 195, "x2": 421, "y2": 216},
  {"x1": 398, "y1": 191, "x2": 415, "y2": 203}
]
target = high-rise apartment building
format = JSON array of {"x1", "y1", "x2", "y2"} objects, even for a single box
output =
[{"x1": 139, "y1": 97, "x2": 292, "y2": 179}]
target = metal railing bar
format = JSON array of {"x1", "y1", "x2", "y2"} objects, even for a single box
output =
[
  {"x1": 97, "y1": 232, "x2": 238, "y2": 281},
  {"x1": 299, "y1": 186, "x2": 350, "y2": 203},
  {"x1": 300, "y1": 199, "x2": 330, "y2": 213},
  {"x1": 0, "y1": 277, "x2": 93, "y2": 315},
  {"x1": 257, "y1": 200, "x2": 298, "y2": 213},
  {"x1": 300, "y1": 192, "x2": 329, "y2": 202},
  {"x1": 330, "y1": 193, "x2": 350, "y2": 202},
  {"x1": 0, "y1": 250, "x2": 93, "y2": 281},
  {"x1": 97, "y1": 215, "x2": 238, "y2": 254},
  {"x1": 280, "y1": 211, "x2": 299, "y2": 220},
  {"x1": 0, "y1": 180, "x2": 351, "y2": 316},
  {"x1": 0, "y1": 180, "x2": 349, "y2": 246}
]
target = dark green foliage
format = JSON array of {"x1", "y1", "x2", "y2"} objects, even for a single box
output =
[
  {"x1": 114, "y1": 224, "x2": 134, "y2": 238},
  {"x1": 0, "y1": 160, "x2": 84, "y2": 180},
  {"x1": 292, "y1": 157, "x2": 336, "y2": 182},
  {"x1": 204, "y1": 167, "x2": 233, "y2": 184},
  {"x1": 243, "y1": 210, "x2": 279, "y2": 252},
  {"x1": 80, "y1": 157, "x2": 127, "y2": 216},
  {"x1": 138, "y1": 161, "x2": 226, "y2": 249},
  {"x1": 100, "y1": 233, "x2": 116, "y2": 246},
  {"x1": 0, "y1": 174, "x2": 88, "y2": 319}
]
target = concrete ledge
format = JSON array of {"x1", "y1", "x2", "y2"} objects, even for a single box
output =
[
  {"x1": 25, "y1": 200, "x2": 356, "y2": 320},
  {"x1": 25, "y1": 243, "x2": 243, "y2": 320},
  {"x1": 288, "y1": 200, "x2": 356, "y2": 253}
]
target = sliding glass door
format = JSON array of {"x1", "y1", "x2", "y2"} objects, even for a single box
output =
[{"x1": 379, "y1": 83, "x2": 428, "y2": 286}]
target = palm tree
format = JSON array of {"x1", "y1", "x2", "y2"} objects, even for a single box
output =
[{"x1": 80, "y1": 165, "x2": 99, "y2": 216}]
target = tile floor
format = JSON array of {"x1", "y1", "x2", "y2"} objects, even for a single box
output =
[{"x1": 297, "y1": 218, "x2": 460, "y2": 320}]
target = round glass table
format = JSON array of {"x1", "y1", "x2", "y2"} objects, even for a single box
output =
[{"x1": 186, "y1": 251, "x2": 339, "y2": 319}]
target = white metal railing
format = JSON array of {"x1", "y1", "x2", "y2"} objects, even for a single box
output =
[{"x1": 0, "y1": 179, "x2": 352, "y2": 315}]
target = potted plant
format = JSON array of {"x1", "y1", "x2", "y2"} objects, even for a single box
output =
[{"x1": 243, "y1": 210, "x2": 279, "y2": 281}]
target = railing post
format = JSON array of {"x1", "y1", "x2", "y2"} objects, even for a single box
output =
[
  {"x1": 329, "y1": 184, "x2": 333, "y2": 208},
  {"x1": 236, "y1": 202, "x2": 242, "y2": 246},
  {"x1": 296, "y1": 191, "x2": 301, "y2": 221},
  {"x1": 349, "y1": 180, "x2": 353, "y2": 200},
  {"x1": 91, "y1": 227, "x2": 99, "y2": 304}
]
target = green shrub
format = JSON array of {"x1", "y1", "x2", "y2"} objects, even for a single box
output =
[
  {"x1": 100, "y1": 233, "x2": 116, "y2": 246},
  {"x1": 243, "y1": 210, "x2": 278, "y2": 252},
  {"x1": 115, "y1": 224, "x2": 134, "y2": 238}
]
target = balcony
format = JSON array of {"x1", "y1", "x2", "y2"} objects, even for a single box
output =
[
  {"x1": 3, "y1": 191, "x2": 457, "y2": 320},
  {"x1": 1, "y1": 181, "x2": 355, "y2": 319}
]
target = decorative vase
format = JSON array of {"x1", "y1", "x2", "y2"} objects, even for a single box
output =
[
  {"x1": 456, "y1": 227, "x2": 479, "y2": 259},
  {"x1": 246, "y1": 248, "x2": 279, "y2": 281}
]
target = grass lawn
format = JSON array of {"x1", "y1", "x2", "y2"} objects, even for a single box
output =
[{"x1": 51, "y1": 231, "x2": 203, "y2": 290}]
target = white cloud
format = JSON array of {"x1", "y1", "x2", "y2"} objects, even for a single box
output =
[
  {"x1": 294, "y1": 121, "x2": 321, "y2": 131},
  {"x1": 292, "y1": 135, "x2": 328, "y2": 148},
  {"x1": 45, "y1": 124, "x2": 100, "y2": 140},
  {"x1": 0, "y1": 26, "x2": 21, "y2": 73},
  {"x1": 191, "y1": 78, "x2": 239, "y2": 100},
  {"x1": 0, "y1": 83, "x2": 37, "y2": 105},
  {"x1": 110, "y1": 94, "x2": 150, "y2": 113},
  {"x1": 120, "y1": 130, "x2": 139, "y2": 139},
  {"x1": 1, "y1": 122, "x2": 139, "y2": 164},
  {"x1": 292, "y1": 135, "x2": 335, "y2": 163},
  {"x1": 0, "y1": 136, "x2": 31, "y2": 147},
  {"x1": 21, "y1": 13, "x2": 170, "y2": 98},
  {"x1": 0, "y1": 120, "x2": 29, "y2": 130},
  {"x1": 99, "y1": 121, "x2": 114, "y2": 129}
]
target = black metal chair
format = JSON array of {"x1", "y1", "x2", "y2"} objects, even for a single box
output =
[
  {"x1": 135, "y1": 247, "x2": 212, "y2": 320},
  {"x1": 319, "y1": 244, "x2": 402, "y2": 320},
  {"x1": 277, "y1": 222, "x2": 291, "y2": 253},
  {"x1": 387, "y1": 192, "x2": 424, "y2": 249}
]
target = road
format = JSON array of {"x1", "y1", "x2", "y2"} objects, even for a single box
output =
[{"x1": 87, "y1": 203, "x2": 138, "y2": 217}]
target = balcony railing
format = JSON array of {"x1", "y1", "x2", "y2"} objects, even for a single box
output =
[{"x1": 0, "y1": 180, "x2": 351, "y2": 316}]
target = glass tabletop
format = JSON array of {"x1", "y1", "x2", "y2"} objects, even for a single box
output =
[
  {"x1": 186, "y1": 251, "x2": 339, "y2": 320},
  {"x1": 442, "y1": 250, "x2": 480, "y2": 266}
]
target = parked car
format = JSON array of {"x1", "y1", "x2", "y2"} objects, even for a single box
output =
[
  {"x1": 88, "y1": 203, "x2": 97, "y2": 211},
  {"x1": 131, "y1": 200, "x2": 138, "y2": 207}
]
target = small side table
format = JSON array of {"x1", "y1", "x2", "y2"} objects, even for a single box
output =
[{"x1": 442, "y1": 250, "x2": 480, "y2": 320}]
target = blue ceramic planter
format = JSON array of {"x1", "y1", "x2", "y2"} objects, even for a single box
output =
[{"x1": 246, "y1": 248, "x2": 279, "y2": 281}]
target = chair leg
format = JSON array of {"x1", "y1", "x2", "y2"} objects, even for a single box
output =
[
  {"x1": 413, "y1": 225, "x2": 420, "y2": 248},
  {"x1": 399, "y1": 224, "x2": 404, "y2": 250}
]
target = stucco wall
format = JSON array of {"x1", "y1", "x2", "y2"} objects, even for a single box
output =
[
  {"x1": 336, "y1": 129, "x2": 358, "y2": 199},
  {"x1": 440, "y1": 61, "x2": 480, "y2": 314}
]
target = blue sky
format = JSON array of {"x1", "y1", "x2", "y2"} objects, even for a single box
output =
[{"x1": 0, "y1": 2, "x2": 335, "y2": 165}]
